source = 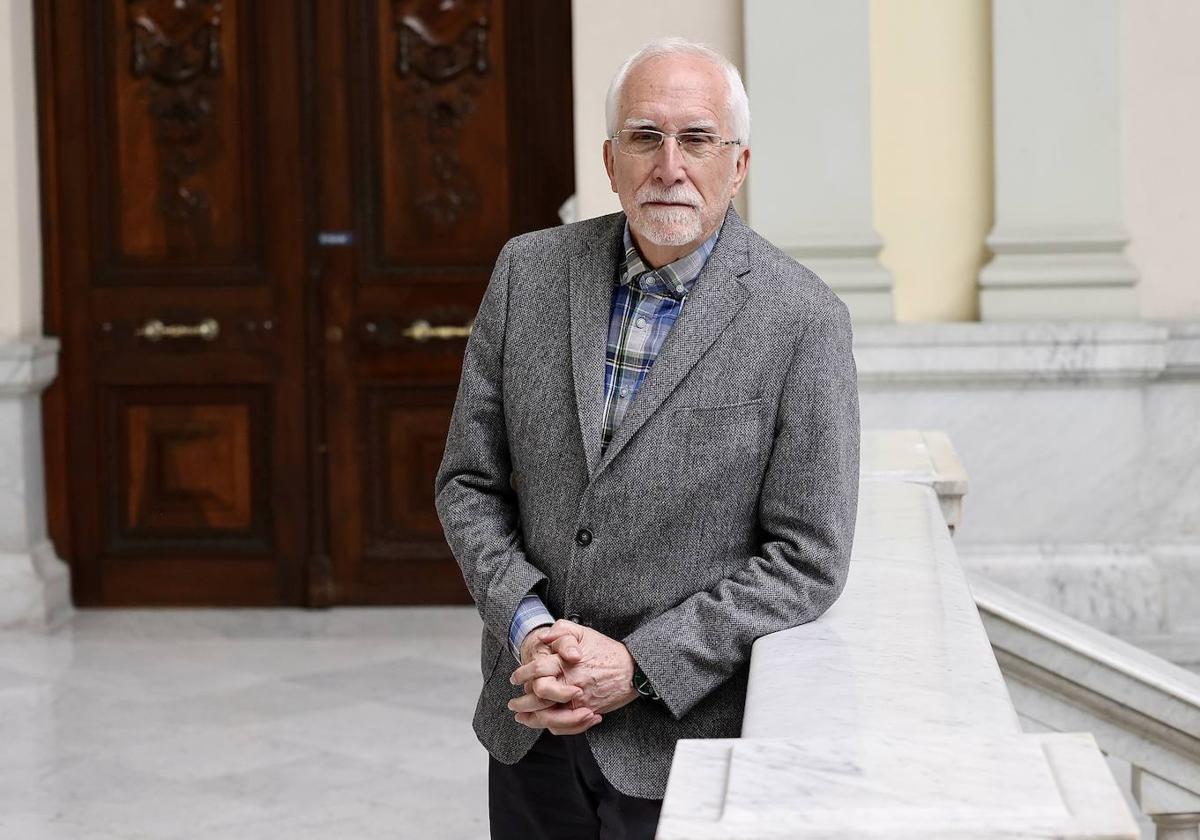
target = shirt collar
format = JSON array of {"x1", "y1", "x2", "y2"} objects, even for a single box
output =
[{"x1": 617, "y1": 222, "x2": 719, "y2": 301}]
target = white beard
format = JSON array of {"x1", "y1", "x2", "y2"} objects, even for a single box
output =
[
  {"x1": 632, "y1": 202, "x2": 703, "y2": 246},
  {"x1": 625, "y1": 168, "x2": 737, "y2": 249}
]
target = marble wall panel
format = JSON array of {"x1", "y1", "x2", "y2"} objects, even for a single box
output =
[
  {"x1": 855, "y1": 322, "x2": 1200, "y2": 648},
  {"x1": 861, "y1": 383, "x2": 1147, "y2": 544}
]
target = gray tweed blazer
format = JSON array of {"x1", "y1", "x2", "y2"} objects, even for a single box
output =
[{"x1": 434, "y1": 205, "x2": 860, "y2": 799}]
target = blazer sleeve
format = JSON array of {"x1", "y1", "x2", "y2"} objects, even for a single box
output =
[
  {"x1": 622, "y1": 296, "x2": 860, "y2": 720},
  {"x1": 434, "y1": 237, "x2": 548, "y2": 647}
]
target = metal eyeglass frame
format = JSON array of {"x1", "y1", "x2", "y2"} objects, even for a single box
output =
[{"x1": 609, "y1": 128, "x2": 743, "y2": 158}]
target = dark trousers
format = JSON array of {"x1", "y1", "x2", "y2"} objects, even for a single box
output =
[{"x1": 488, "y1": 730, "x2": 663, "y2": 839}]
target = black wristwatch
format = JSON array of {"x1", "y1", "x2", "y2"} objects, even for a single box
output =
[{"x1": 631, "y1": 664, "x2": 661, "y2": 702}]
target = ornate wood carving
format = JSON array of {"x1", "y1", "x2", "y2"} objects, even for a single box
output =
[
  {"x1": 392, "y1": 0, "x2": 491, "y2": 226},
  {"x1": 127, "y1": 0, "x2": 225, "y2": 234}
]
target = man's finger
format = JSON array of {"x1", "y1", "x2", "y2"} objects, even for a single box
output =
[
  {"x1": 548, "y1": 635, "x2": 583, "y2": 663},
  {"x1": 528, "y1": 674, "x2": 581, "y2": 703},
  {"x1": 539, "y1": 619, "x2": 584, "y2": 645},
  {"x1": 548, "y1": 714, "x2": 603, "y2": 736},
  {"x1": 510, "y1": 655, "x2": 563, "y2": 685},
  {"x1": 507, "y1": 692, "x2": 558, "y2": 713},
  {"x1": 515, "y1": 704, "x2": 595, "y2": 731},
  {"x1": 519, "y1": 626, "x2": 552, "y2": 660}
]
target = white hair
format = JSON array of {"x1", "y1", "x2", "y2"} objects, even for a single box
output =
[{"x1": 604, "y1": 37, "x2": 751, "y2": 145}]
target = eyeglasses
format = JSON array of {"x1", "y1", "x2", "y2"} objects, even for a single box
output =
[{"x1": 611, "y1": 128, "x2": 742, "y2": 159}]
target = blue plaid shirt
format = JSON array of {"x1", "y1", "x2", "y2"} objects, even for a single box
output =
[{"x1": 507, "y1": 223, "x2": 720, "y2": 659}]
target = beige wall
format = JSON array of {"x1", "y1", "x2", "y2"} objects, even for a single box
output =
[
  {"x1": 0, "y1": 1, "x2": 43, "y2": 338},
  {"x1": 1121, "y1": 0, "x2": 1200, "y2": 321},
  {"x1": 869, "y1": 0, "x2": 992, "y2": 322},
  {"x1": 570, "y1": 0, "x2": 744, "y2": 222}
]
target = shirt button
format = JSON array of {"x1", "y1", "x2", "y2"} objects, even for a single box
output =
[
  {"x1": 575, "y1": 528, "x2": 593, "y2": 547},
  {"x1": 619, "y1": 386, "x2": 630, "y2": 397},
  {"x1": 635, "y1": 316, "x2": 648, "y2": 329}
]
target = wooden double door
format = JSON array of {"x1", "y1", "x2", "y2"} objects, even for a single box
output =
[{"x1": 37, "y1": 0, "x2": 573, "y2": 606}]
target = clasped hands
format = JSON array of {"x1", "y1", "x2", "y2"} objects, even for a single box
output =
[{"x1": 507, "y1": 618, "x2": 640, "y2": 736}]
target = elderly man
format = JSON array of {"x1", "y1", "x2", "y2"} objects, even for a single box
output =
[{"x1": 434, "y1": 37, "x2": 859, "y2": 838}]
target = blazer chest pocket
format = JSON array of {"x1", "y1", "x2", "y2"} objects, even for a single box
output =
[
  {"x1": 669, "y1": 397, "x2": 765, "y2": 456},
  {"x1": 674, "y1": 396, "x2": 764, "y2": 414}
]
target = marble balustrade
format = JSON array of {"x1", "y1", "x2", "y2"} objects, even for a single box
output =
[
  {"x1": 655, "y1": 430, "x2": 1139, "y2": 839},
  {"x1": 975, "y1": 575, "x2": 1200, "y2": 840}
]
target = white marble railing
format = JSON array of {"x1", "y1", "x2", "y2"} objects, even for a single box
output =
[
  {"x1": 858, "y1": 428, "x2": 968, "y2": 531},
  {"x1": 656, "y1": 430, "x2": 1139, "y2": 838},
  {"x1": 975, "y1": 575, "x2": 1200, "y2": 840}
]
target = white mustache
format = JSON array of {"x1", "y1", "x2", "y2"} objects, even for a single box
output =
[{"x1": 636, "y1": 188, "x2": 701, "y2": 208}]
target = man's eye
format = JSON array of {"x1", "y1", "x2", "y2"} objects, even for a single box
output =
[
  {"x1": 679, "y1": 133, "x2": 717, "y2": 147},
  {"x1": 628, "y1": 130, "x2": 660, "y2": 144}
]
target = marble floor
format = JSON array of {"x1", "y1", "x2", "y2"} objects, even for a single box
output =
[
  {"x1": 3, "y1": 607, "x2": 1194, "y2": 840},
  {"x1": 0, "y1": 608, "x2": 492, "y2": 839}
]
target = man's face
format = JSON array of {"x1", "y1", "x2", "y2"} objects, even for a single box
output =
[{"x1": 603, "y1": 54, "x2": 750, "y2": 257}]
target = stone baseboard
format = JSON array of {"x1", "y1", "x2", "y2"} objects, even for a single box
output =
[{"x1": 0, "y1": 539, "x2": 73, "y2": 631}]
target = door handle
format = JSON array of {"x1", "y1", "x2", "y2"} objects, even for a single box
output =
[
  {"x1": 135, "y1": 318, "x2": 221, "y2": 342},
  {"x1": 401, "y1": 319, "x2": 474, "y2": 342}
]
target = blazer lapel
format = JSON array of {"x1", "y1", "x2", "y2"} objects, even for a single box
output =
[
  {"x1": 569, "y1": 213, "x2": 625, "y2": 478},
  {"x1": 593, "y1": 206, "x2": 752, "y2": 478}
]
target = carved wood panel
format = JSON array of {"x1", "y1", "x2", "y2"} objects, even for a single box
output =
[
  {"x1": 365, "y1": 389, "x2": 453, "y2": 553},
  {"x1": 125, "y1": 404, "x2": 252, "y2": 531},
  {"x1": 372, "y1": 0, "x2": 510, "y2": 271},
  {"x1": 110, "y1": 389, "x2": 269, "y2": 547},
  {"x1": 105, "y1": 0, "x2": 261, "y2": 273}
]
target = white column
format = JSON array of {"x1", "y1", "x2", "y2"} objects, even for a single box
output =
[
  {"x1": 980, "y1": 0, "x2": 1139, "y2": 320},
  {"x1": 744, "y1": 0, "x2": 893, "y2": 322},
  {"x1": 0, "y1": 3, "x2": 72, "y2": 629},
  {"x1": 1133, "y1": 767, "x2": 1200, "y2": 840}
]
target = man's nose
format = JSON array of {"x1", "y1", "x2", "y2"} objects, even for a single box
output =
[{"x1": 651, "y1": 136, "x2": 687, "y2": 183}]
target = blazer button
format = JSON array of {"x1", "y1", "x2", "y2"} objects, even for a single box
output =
[
  {"x1": 575, "y1": 528, "x2": 593, "y2": 547},
  {"x1": 566, "y1": 612, "x2": 581, "y2": 623}
]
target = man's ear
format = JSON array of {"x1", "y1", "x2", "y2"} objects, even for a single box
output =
[
  {"x1": 730, "y1": 146, "x2": 751, "y2": 197},
  {"x1": 603, "y1": 139, "x2": 618, "y2": 193}
]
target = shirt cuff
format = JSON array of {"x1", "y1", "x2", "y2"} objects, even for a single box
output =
[{"x1": 508, "y1": 594, "x2": 555, "y2": 661}]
